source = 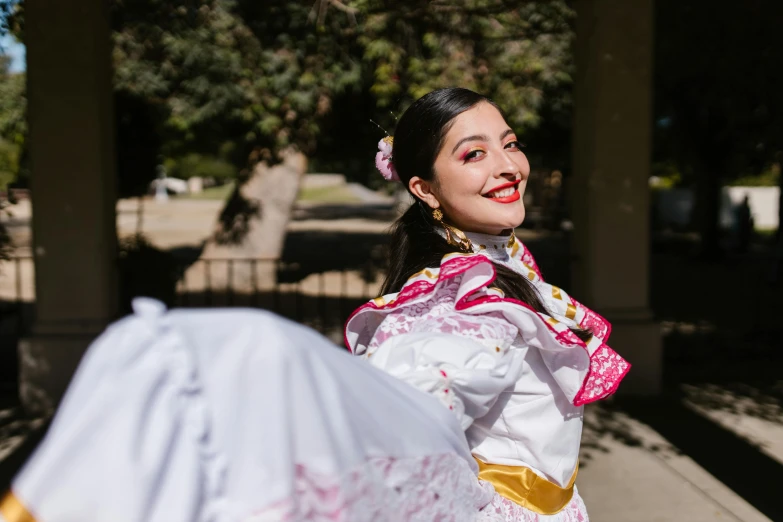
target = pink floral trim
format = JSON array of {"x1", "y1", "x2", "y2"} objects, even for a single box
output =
[
  {"x1": 245, "y1": 453, "x2": 493, "y2": 521},
  {"x1": 477, "y1": 486, "x2": 589, "y2": 521},
  {"x1": 345, "y1": 252, "x2": 630, "y2": 406},
  {"x1": 575, "y1": 300, "x2": 612, "y2": 342},
  {"x1": 572, "y1": 343, "x2": 631, "y2": 406},
  {"x1": 519, "y1": 243, "x2": 544, "y2": 279},
  {"x1": 343, "y1": 255, "x2": 487, "y2": 350},
  {"x1": 513, "y1": 242, "x2": 612, "y2": 344}
]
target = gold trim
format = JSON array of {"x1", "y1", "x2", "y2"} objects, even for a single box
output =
[
  {"x1": 566, "y1": 303, "x2": 577, "y2": 320},
  {"x1": 475, "y1": 459, "x2": 578, "y2": 515},
  {"x1": 552, "y1": 287, "x2": 562, "y2": 300},
  {"x1": 1, "y1": 492, "x2": 37, "y2": 522},
  {"x1": 409, "y1": 267, "x2": 438, "y2": 281},
  {"x1": 527, "y1": 271, "x2": 536, "y2": 281}
]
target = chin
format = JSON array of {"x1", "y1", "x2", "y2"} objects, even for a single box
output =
[{"x1": 502, "y1": 205, "x2": 526, "y2": 229}]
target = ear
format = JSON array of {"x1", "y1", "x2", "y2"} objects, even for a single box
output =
[{"x1": 409, "y1": 176, "x2": 440, "y2": 210}]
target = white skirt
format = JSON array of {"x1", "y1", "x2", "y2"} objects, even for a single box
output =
[{"x1": 3, "y1": 299, "x2": 588, "y2": 522}]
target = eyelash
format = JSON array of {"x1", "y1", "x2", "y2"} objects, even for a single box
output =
[{"x1": 462, "y1": 141, "x2": 523, "y2": 162}]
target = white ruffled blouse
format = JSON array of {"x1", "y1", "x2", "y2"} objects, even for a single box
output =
[{"x1": 345, "y1": 232, "x2": 630, "y2": 488}]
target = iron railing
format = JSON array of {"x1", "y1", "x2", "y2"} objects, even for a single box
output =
[
  {"x1": 1, "y1": 254, "x2": 382, "y2": 345},
  {"x1": 175, "y1": 257, "x2": 382, "y2": 342},
  {"x1": 0, "y1": 256, "x2": 34, "y2": 337}
]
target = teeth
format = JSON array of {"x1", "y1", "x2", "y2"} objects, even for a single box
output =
[{"x1": 488, "y1": 186, "x2": 515, "y2": 198}]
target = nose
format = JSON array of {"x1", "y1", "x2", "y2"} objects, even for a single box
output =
[{"x1": 494, "y1": 150, "x2": 526, "y2": 181}]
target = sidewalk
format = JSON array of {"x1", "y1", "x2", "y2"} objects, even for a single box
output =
[{"x1": 578, "y1": 403, "x2": 775, "y2": 522}]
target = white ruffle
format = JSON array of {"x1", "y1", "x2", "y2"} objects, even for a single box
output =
[{"x1": 11, "y1": 299, "x2": 504, "y2": 521}]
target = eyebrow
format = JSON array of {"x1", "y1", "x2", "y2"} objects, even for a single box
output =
[{"x1": 451, "y1": 129, "x2": 516, "y2": 154}]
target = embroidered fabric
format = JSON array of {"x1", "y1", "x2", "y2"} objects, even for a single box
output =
[
  {"x1": 573, "y1": 343, "x2": 630, "y2": 406},
  {"x1": 347, "y1": 252, "x2": 630, "y2": 407},
  {"x1": 369, "y1": 277, "x2": 518, "y2": 353},
  {"x1": 244, "y1": 453, "x2": 494, "y2": 522},
  {"x1": 476, "y1": 487, "x2": 589, "y2": 522},
  {"x1": 243, "y1": 452, "x2": 589, "y2": 522}
]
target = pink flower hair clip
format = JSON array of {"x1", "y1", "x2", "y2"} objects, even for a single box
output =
[{"x1": 375, "y1": 136, "x2": 400, "y2": 182}]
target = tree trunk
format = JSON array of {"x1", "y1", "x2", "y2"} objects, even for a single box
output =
[{"x1": 194, "y1": 150, "x2": 308, "y2": 292}]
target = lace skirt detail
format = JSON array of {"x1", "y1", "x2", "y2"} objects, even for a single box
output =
[
  {"x1": 476, "y1": 485, "x2": 589, "y2": 522},
  {"x1": 243, "y1": 455, "x2": 588, "y2": 522},
  {"x1": 244, "y1": 453, "x2": 494, "y2": 522}
]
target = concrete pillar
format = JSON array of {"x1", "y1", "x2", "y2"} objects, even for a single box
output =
[
  {"x1": 20, "y1": 0, "x2": 118, "y2": 413},
  {"x1": 571, "y1": 0, "x2": 661, "y2": 394}
]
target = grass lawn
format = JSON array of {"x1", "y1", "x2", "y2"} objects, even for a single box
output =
[
  {"x1": 178, "y1": 183, "x2": 235, "y2": 200},
  {"x1": 177, "y1": 182, "x2": 361, "y2": 204},
  {"x1": 298, "y1": 184, "x2": 360, "y2": 203}
]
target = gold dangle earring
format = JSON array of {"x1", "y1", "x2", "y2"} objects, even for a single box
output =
[{"x1": 432, "y1": 208, "x2": 473, "y2": 253}]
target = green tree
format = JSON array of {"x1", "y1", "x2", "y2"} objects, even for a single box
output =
[
  {"x1": 3, "y1": 0, "x2": 576, "y2": 263},
  {"x1": 0, "y1": 53, "x2": 25, "y2": 189},
  {"x1": 0, "y1": 47, "x2": 25, "y2": 262},
  {"x1": 109, "y1": 0, "x2": 577, "y2": 266}
]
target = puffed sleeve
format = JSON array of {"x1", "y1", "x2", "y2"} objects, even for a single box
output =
[{"x1": 364, "y1": 313, "x2": 524, "y2": 431}]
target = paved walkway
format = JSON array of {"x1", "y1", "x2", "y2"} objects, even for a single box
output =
[{"x1": 579, "y1": 404, "x2": 774, "y2": 522}]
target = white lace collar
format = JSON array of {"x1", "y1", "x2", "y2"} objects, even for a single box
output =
[
  {"x1": 465, "y1": 230, "x2": 515, "y2": 266},
  {"x1": 433, "y1": 226, "x2": 517, "y2": 267}
]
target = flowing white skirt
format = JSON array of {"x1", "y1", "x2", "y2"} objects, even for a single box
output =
[{"x1": 3, "y1": 299, "x2": 588, "y2": 522}]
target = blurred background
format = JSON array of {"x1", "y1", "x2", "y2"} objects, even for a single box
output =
[{"x1": 0, "y1": 1, "x2": 781, "y2": 520}]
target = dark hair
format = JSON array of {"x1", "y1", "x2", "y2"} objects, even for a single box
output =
[{"x1": 380, "y1": 88, "x2": 591, "y2": 341}]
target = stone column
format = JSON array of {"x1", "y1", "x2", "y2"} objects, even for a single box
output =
[
  {"x1": 571, "y1": 0, "x2": 661, "y2": 394},
  {"x1": 20, "y1": 0, "x2": 118, "y2": 413}
]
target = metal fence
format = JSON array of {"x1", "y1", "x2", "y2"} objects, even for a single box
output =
[
  {"x1": 0, "y1": 255, "x2": 382, "y2": 349},
  {"x1": 175, "y1": 257, "x2": 382, "y2": 343},
  {"x1": 0, "y1": 256, "x2": 34, "y2": 389},
  {"x1": 0, "y1": 256, "x2": 34, "y2": 336}
]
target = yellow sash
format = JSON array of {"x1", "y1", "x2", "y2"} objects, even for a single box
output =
[
  {"x1": 475, "y1": 458, "x2": 578, "y2": 515},
  {"x1": 0, "y1": 492, "x2": 36, "y2": 522}
]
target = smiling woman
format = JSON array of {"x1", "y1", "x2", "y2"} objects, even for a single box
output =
[
  {"x1": 380, "y1": 89, "x2": 559, "y2": 323},
  {"x1": 351, "y1": 87, "x2": 631, "y2": 520}
]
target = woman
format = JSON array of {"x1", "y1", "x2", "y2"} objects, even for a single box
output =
[
  {"x1": 1, "y1": 88, "x2": 627, "y2": 522},
  {"x1": 346, "y1": 87, "x2": 629, "y2": 520}
]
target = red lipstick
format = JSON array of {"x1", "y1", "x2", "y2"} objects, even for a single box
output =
[{"x1": 483, "y1": 180, "x2": 521, "y2": 203}]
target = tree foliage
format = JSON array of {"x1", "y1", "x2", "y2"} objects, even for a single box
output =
[
  {"x1": 1, "y1": 0, "x2": 576, "y2": 190},
  {"x1": 0, "y1": 53, "x2": 25, "y2": 189},
  {"x1": 110, "y1": 0, "x2": 576, "y2": 183}
]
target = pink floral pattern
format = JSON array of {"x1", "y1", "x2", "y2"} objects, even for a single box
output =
[
  {"x1": 477, "y1": 487, "x2": 589, "y2": 522},
  {"x1": 573, "y1": 343, "x2": 631, "y2": 406},
  {"x1": 369, "y1": 278, "x2": 517, "y2": 352},
  {"x1": 345, "y1": 252, "x2": 629, "y2": 407},
  {"x1": 518, "y1": 244, "x2": 544, "y2": 280},
  {"x1": 244, "y1": 453, "x2": 494, "y2": 522},
  {"x1": 244, "y1": 452, "x2": 589, "y2": 522},
  {"x1": 574, "y1": 301, "x2": 611, "y2": 342}
]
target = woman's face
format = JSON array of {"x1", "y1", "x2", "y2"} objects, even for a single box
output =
[{"x1": 410, "y1": 102, "x2": 530, "y2": 235}]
